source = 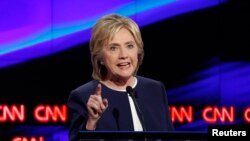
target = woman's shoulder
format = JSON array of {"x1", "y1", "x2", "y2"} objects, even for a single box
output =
[
  {"x1": 136, "y1": 75, "x2": 163, "y2": 86},
  {"x1": 71, "y1": 80, "x2": 99, "y2": 95},
  {"x1": 135, "y1": 76, "x2": 166, "y2": 96}
]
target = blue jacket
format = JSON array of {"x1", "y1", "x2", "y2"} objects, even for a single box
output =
[{"x1": 68, "y1": 76, "x2": 174, "y2": 141}]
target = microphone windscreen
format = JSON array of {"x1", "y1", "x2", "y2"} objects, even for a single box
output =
[{"x1": 126, "y1": 86, "x2": 133, "y2": 96}]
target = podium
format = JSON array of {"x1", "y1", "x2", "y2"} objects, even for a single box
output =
[{"x1": 77, "y1": 131, "x2": 208, "y2": 140}]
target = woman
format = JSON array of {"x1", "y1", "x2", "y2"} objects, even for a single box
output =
[{"x1": 67, "y1": 14, "x2": 174, "y2": 141}]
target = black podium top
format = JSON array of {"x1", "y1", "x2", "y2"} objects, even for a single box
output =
[{"x1": 77, "y1": 131, "x2": 208, "y2": 141}]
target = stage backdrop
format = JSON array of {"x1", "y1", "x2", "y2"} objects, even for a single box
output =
[{"x1": 1, "y1": 0, "x2": 250, "y2": 141}]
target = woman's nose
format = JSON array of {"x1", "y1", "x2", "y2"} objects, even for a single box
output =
[{"x1": 119, "y1": 48, "x2": 128, "y2": 59}]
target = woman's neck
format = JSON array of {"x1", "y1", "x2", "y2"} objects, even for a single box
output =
[{"x1": 101, "y1": 76, "x2": 136, "y2": 90}]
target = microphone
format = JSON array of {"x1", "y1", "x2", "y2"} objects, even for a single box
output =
[{"x1": 126, "y1": 86, "x2": 146, "y2": 131}]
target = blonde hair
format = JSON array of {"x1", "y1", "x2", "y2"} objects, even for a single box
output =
[{"x1": 90, "y1": 14, "x2": 144, "y2": 81}]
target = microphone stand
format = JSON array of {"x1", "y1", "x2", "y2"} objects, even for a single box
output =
[{"x1": 126, "y1": 86, "x2": 147, "y2": 141}]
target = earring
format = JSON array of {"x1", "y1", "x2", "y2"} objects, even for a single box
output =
[{"x1": 100, "y1": 61, "x2": 104, "y2": 65}]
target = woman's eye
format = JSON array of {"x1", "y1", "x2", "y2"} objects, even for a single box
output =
[
  {"x1": 110, "y1": 46, "x2": 117, "y2": 51},
  {"x1": 127, "y1": 44, "x2": 134, "y2": 49}
]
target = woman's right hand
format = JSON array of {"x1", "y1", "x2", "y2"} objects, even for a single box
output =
[{"x1": 86, "y1": 83, "x2": 108, "y2": 130}]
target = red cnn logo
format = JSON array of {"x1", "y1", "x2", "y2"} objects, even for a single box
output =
[
  {"x1": 0, "y1": 105, "x2": 25, "y2": 122},
  {"x1": 202, "y1": 106, "x2": 234, "y2": 123},
  {"x1": 12, "y1": 136, "x2": 44, "y2": 141},
  {"x1": 244, "y1": 107, "x2": 250, "y2": 123},
  {"x1": 170, "y1": 106, "x2": 193, "y2": 123},
  {"x1": 34, "y1": 105, "x2": 67, "y2": 122}
]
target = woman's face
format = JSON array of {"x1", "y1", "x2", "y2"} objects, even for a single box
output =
[{"x1": 102, "y1": 28, "x2": 138, "y2": 80}]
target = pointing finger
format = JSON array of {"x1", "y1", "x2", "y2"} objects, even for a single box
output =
[{"x1": 95, "y1": 83, "x2": 102, "y2": 96}]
